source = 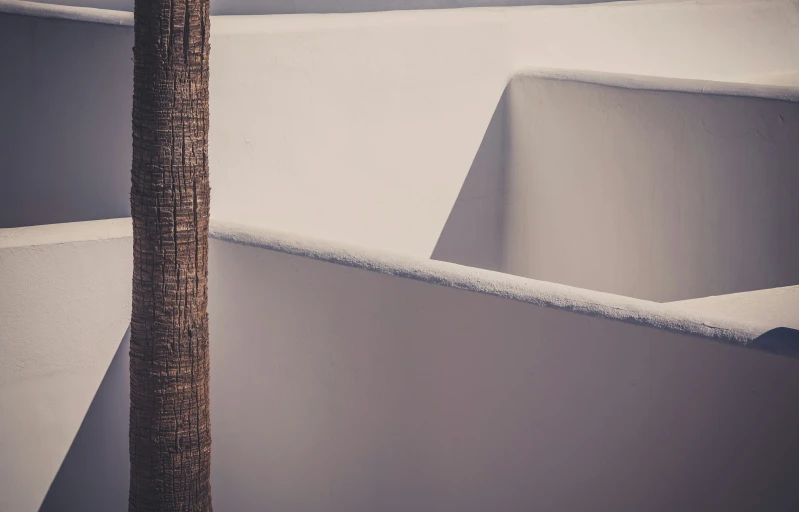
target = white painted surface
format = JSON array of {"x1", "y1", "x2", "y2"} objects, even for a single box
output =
[
  {"x1": 668, "y1": 285, "x2": 799, "y2": 330},
  {"x1": 478, "y1": 73, "x2": 797, "y2": 301},
  {"x1": 0, "y1": 220, "x2": 132, "y2": 512},
  {"x1": 433, "y1": 72, "x2": 799, "y2": 301},
  {"x1": 209, "y1": 1, "x2": 799, "y2": 256},
  {"x1": 1, "y1": 1, "x2": 797, "y2": 510},
  {"x1": 3, "y1": 0, "x2": 799, "y2": 258},
  {"x1": 1, "y1": 219, "x2": 798, "y2": 511}
]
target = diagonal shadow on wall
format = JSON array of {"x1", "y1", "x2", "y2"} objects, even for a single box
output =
[
  {"x1": 431, "y1": 88, "x2": 508, "y2": 272},
  {"x1": 39, "y1": 328, "x2": 130, "y2": 512}
]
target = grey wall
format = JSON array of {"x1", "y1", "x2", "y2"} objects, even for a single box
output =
[
  {"x1": 23, "y1": 0, "x2": 630, "y2": 15},
  {"x1": 0, "y1": 13, "x2": 133, "y2": 228},
  {"x1": 0, "y1": 222, "x2": 795, "y2": 512},
  {"x1": 34, "y1": 237, "x2": 799, "y2": 511},
  {"x1": 209, "y1": 240, "x2": 799, "y2": 511},
  {"x1": 435, "y1": 77, "x2": 799, "y2": 302}
]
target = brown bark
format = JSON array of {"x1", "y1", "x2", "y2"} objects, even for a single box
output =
[{"x1": 129, "y1": 0, "x2": 211, "y2": 510}]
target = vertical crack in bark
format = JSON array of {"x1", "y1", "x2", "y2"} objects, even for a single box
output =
[
  {"x1": 183, "y1": 0, "x2": 191, "y2": 66},
  {"x1": 168, "y1": 4, "x2": 183, "y2": 498}
]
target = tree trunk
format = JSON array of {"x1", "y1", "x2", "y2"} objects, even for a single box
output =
[{"x1": 129, "y1": 0, "x2": 211, "y2": 510}]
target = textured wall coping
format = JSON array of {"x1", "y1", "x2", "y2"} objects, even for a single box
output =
[
  {"x1": 209, "y1": 221, "x2": 782, "y2": 348},
  {"x1": 0, "y1": 0, "x2": 132, "y2": 24},
  {"x1": 0, "y1": 218, "x2": 133, "y2": 249},
  {"x1": 2, "y1": 218, "x2": 795, "y2": 354},
  {"x1": 515, "y1": 68, "x2": 799, "y2": 102}
]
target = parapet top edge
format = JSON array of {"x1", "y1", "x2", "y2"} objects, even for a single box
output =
[
  {"x1": 514, "y1": 67, "x2": 799, "y2": 102},
  {"x1": 0, "y1": 0, "x2": 133, "y2": 25},
  {"x1": 208, "y1": 220, "x2": 772, "y2": 347},
  {"x1": 0, "y1": 218, "x2": 779, "y2": 348},
  {"x1": 0, "y1": 218, "x2": 133, "y2": 248}
]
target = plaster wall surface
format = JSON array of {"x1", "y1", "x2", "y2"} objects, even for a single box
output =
[
  {"x1": 207, "y1": 237, "x2": 799, "y2": 512},
  {"x1": 208, "y1": 1, "x2": 799, "y2": 257},
  {"x1": 2, "y1": 220, "x2": 798, "y2": 511},
  {"x1": 2, "y1": 1, "x2": 799, "y2": 510},
  {"x1": 2, "y1": 0, "x2": 799, "y2": 258},
  {"x1": 434, "y1": 74, "x2": 799, "y2": 301},
  {"x1": 0, "y1": 220, "x2": 132, "y2": 512}
]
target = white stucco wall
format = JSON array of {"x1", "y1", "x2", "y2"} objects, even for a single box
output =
[
  {"x1": 2, "y1": 220, "x2": 798, "y2": 511},
  {"x1": 0, "y1": 220, "x2": 132, "y2": 512},
  {"x1": 209, "y1": 0, "x2": 799, "y2": 257},
  {"x1": 2, "y1": 1, "x2": 798, "y2": 510},
  {"x1": 507, "y1": 75, "x2": 799, "y2": 301},
  {"x1": 2, "y1": 0, "x2": 799, "y2": 257},
  {"x1": 435, "y1": 73, "x2": 799, "y2": 301}
]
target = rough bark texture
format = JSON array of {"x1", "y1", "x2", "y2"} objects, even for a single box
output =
[{"x1": 129, "y1": 0, "x2": 211, "y2": 510}]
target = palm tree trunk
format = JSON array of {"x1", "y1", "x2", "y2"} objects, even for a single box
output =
[{"x1": 129, "y1": 0, "x2": 211, "y2": 510}]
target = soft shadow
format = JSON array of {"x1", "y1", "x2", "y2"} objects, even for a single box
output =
[
  {"x1": 431, "y1": 88, "x2": 507, "y2": 272},
  {"x1": 39, "y1": 328, "x2": 130, "y2": 512},
  {"x1": 0, "y1": 16, "x2": 132, "y2": 228},
  {"x1": 749, "y1": 328, "x2": 799, "y2": 359}
]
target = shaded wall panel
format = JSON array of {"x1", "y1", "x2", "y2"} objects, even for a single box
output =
[
  {"x1": 208, "y1": 239, "x2": 799, "y2": 512},
  {"x1": 0, "y1": 14, "x2": 133, "y2": 228},
  {"x1": 504, "y1": 77, "x2": 799, "y2": 301}
]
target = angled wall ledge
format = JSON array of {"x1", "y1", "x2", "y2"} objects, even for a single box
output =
[
  {"x1": 209, "y1": 219, "x2": 799, "y2": 350},
  {"x1": 0, "y1": 0, "x2": 131, "y2": 23},
  {"x1": 2, "y1": 217, "x2": 796, "y2": 355}
]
